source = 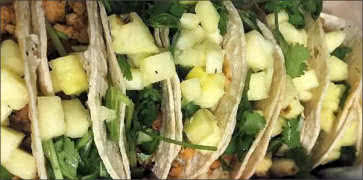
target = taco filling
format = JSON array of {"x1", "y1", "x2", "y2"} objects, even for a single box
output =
[
  {"x1": 0, "y1": 3, "x2": 37, "y2": 179},
  {"x1": 36, "y1": 1, "x2": 110, "y2": 179}
]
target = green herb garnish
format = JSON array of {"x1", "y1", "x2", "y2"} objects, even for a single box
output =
[
  {"x1": 0, "y1": 166, "x2": 12, "y2": 180},
  {"x1": 332, "y1": 46, "x2": 352, "y2": 60},
  {"x1": 181, "y1": 100, "x2": 200, "y2": 120},
  {"x1": 116, "y1": 55, "x2": 133, "y2": 81},
  {"x1": 45, "y1": 20, "x2": 66, "y2": 57}
]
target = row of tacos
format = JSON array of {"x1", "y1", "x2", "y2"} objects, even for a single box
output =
[{"x1": 1, "y1": 0, "x2": 361, "y2": 179}]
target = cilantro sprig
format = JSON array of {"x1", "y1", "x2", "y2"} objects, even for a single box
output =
[
  {"x1": 332, "y1": 46, "x2": 352, "y2": 60},
  {"x1": 116, "y1": 55, "x2": 133, "y2": 81}
]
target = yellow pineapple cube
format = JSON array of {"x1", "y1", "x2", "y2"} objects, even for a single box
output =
[
  {"x1": 38, "y1": 96, "x2": 65, "y2": 140},
  {"x1": 322, "y1": 83, "x2": 346, "y2": 112},
  {"x1": 320, "y1": 108, "x2": 336, "y2": 133},
  {"x1": 1, "y1": 127, "x2": 25, "y2": 163},
  {"x1": 62, "y1": 99, "x2": 91, "y2": 138},
  {"x1": 49, "y1": 54, "x2": 89, "y2": 95},
  {"x1": 2, "y1": 148, "x2": 37, "y2": 179},
  {"x1": 1, "y1": 68, "x2": 29, "y2": 110},
  {"x1": 186, "y1": 66, "x2": 209, "y2": 84},
  {"x1": 1, "y1": 40, "x2": 24, "y2": 76}
]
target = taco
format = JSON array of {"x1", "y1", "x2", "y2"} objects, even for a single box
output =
[
  {"x1": 0, "y1": 1, "x2": 41, "y2": 179},
  {"x1": 310, "y1": 13, "x2": 362, "y2": 167},
  {"x1": 28, "y1": 0, "x2": 127, "y2": 179}
]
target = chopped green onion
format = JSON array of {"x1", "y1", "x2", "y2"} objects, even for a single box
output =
[
  {"x1": 45, "y1": 20, "x2": 66, "y2": 57},
  {"x1": 43, "y1": 139, "x2": 64, "y2": 179},
  {"x1": 55, "y1": 30, "x2": 69, "y2": 40},
  {"x1": 141, "y1": 130, "x2": 217, "y2": 151}
]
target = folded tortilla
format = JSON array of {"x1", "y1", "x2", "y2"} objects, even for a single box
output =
[
  {"x1": 29, "y1": 1, "x2": 128, "y2": 179},
  {"x1": 311, "y1": 13, "x2": 362, "y2": 167}
]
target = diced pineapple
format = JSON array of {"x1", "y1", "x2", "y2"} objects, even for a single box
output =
[
  {"x1": 186, "y1": 66, "x2": 209, "y2": 84},
  {"x1": 248, "y1": 72, "x2": 269, "y2": 101},
  {"x1": 279, "y1": 22, "x2": 308, "y2": 46},
  {"x1": 2, "y1": 149, "x2": 37, "y2": 179},
  {"x1": 1, "y1": 68, "x2": 29, "y2": 110},
  {"x1": 292, "y1": 70, "x2": 319, "y2": 91},
  {"x1": 175, "y1": 47, "x2": 205, "y2": 67},
  {"x1": 195, "y1": 1, "x2": 220, "y2": 33},
  {"x1": 176, "y1": 25, "x2": 205, "y2": 50},
  {"x1": 126, "y1": 68, "x2": 144, "y2": 90},
  {"x1": 62, "y1": 99, "x2": 91, "y2": 138},
  {"x1": 255, "y1": 155, "x2": 273, "y2": 177},
  {"x1": 327, "y1": 56, "x2": 348, "y2": 82},
  {"x1": 322, "y1": 83, "x2": 346, "y2": 112},
  {"x1": 198, "y1": 119, "x2": 222, "y2": 153},
  {"x1": 325, "y1": 30, "x2": 346, "y2": 53},
  {"x1": 206, "y1": 29, "x2": 223, "y2": 45},
  {"x1": 337, "y1": 119, "x2": 358, "y2": 147},
  {"x1": 1, "y1": 103, "x2": 12, "y2": 124},
  {"x1": 109, "y1": 13, "x2": 159, "y2": 54},
  {"x1": 280, "y1": 97, "x2": 304, "y2": 119},
  {"x1": 50, "y1": 71, "x2": 62, "y2": 93},
  {"x1": 127, "y1": 53, "x2": 151, "y2": 68},
  {"x1": 181, "y1": 78, "x2": 202, "y2": 102},
  {"x1": 272, "y1": 117, "x2": 286, "y2": 137},
  {"x1": 49, "y1": 54, "x2": 89, "y2": 95},
  {"x1": 245, "y1": 30, "x2": 274, "y2": 72},
  {"x1": 205, "y1": 42, "x2": 224, "y2": 74},
  {"x1": 194, "y1": 74, "x2": 225, "y2": 108},
  {"x1": 180, "y1": 13, "x2": 200, "y2": 30},
  {"x1": 140, "y1": 52, "x2": 176, "y2": 86},
  {"x1": 1, "y1": 127, "x2": 25, "y2": 163},
  {"x1": 299, "y1": 90, "x2": 313, "y2": 102},
  {"x1": 266, "y1": 11, "x2": 289, "y2": 28},
  {"x1": 184, "y1": 109, "x2": 217, "y2": 144},
  {"x1": 322, "y1": 149, "x2": 340, "y2": 165},
  {"x1": 281, "y1": 76, "x2": 299, "y2": 108},
  {"x1": 38, "y1": 96, "x2": 65, "y2": 140},
  {"x1": 1, "y1": 40, "x2": 24, "y2": 76},
  {"x1": 320, "y1": 108, "x2": 336, "y2": 133}
]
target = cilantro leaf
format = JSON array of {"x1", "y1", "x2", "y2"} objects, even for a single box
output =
[
  {"x1": 43, "y1": 139, "x2": 64, "y2": 179},
  {"x1": 239, "y1": 10, "x2": 261, "y2": 32},
  {"x1": 240, "y1": 111, "x2": 266, "y2": 136},
  {"x1": 149, "y1": 13, "x2": 180, "y2": 28},
  {"x1": 117, "y1": 54, "x2": 132, "y2": 81},
  {"x1": 267, "y1": 136, "x2": 283, "y2": 154},
  {"x1": 286, "y1": 147, "x2": 313, "y2": 176},
  {"x1": 285, "y1": 44, "x2": 310, "y2": 78},
  {"x1": 282, "y1": 116, "x2": 302, "y2": 149},
  {"x1": 337, "y1": 82, "x2": 350, "y2": 108},
  {"x1": 0, "y1": 166, "x2": 12, "y2": 180},
  {"x1": 56, "y1": 138, "x2": 81, "y2": 180},
  {"x1": 181, "y1": 101, "x2": 200, "y2": 120},
  {"x1": 213, "y1": 0, "x2": 229, "y2": 35},
  {"x1": 302, "y1": 0, "x2": 322, "y2": 20},
  {"x1": 332, "y1": 46, "x2": 352, "y2": 60}
]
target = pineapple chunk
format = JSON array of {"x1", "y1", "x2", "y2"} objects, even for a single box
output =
[
  {"x1": 140, "y1": 52, "x2": 176, "y2": 86},
  {"x1": 248, "y1": 72, "x2": 269, "y2": 101},
  {"x1": 175, "y1": 47, "x2": 205, "y2": 67},
  {"x1": 198, "y1": 119, "x2": 222, "y2": 153},
  {"x1": 1, "y1": 68, "x2": 29, "y2": 110},
  {"x1": 292, "y1": 70, "x2": 319, "y2": 91},
  {"x1": 127, "y1": 53, "x2": 151, "y2": 68},
  {"x1": 245, "y1": 30, "x2": 274, "y2": 72},
  {"x1": 194, "y1": 73, "x2": 225, "y2": 108},
  {"x1": 206, "y1": 29, "x2": 223, "y2": 45},
  {"x1": 281, "y1": 76, "x2": 299, "y2": 109},
  {"x1": 320, "y1": 108, "x2": 336, "y2": 133},
  {"x1": 255, "y1": 156, "x2": 273, "y2": 177},
  {"x1": 280, "y1": 97, "x2": 304, "y2": 119},
  {"x1": 49, "y1": 54, "x2": 89, "y2": 95},
  {"x1": 109, "y1": 13, "x2": 159, "y2": 54},
  {"x1": 181, "y1": 78, "x2": 202, "y2": 102},
  {"x1": 2, "y1": 149, "x2": 37, "y2": 179},
  {"x1": 322, "y1": 83, "x2": 346, "y2": 112},
  {"x1": 325, "y1": 30, "x2": 346, "y2": 53},
  {"x1": 327, "y1": 56, "x2": 348, "y2": 82},
  {"x1": 50, "y1": 71, "x2": 62, "y2": 93},
  {"x1": 186, "y1": 66, "x2": 209, "y2": 85},
  {"x1": 272, "y1": 117, "x2": 286, "y2": 137},
  {"x1": 337, "y1": 119, "x2": 358, "y2": 147},
  {"x1": 1, "y1": 127, "x2": 25, "y2": 163},
  {"x1": 184, "y1": 109, "x2": 219, "y2": 144},
  {"x1": 176, "y1": 25, "x2": 205, "y2": 50},
  {"x1": 299, "y1": 90, "x2": 313, "y2": 102},
  {"x1": 266, "y1": 11, "x2": 289, "y2": 29},
  {"x1": 62, "y1": 99, "x2": 91, "y2": 138},
  {"x1": 1, "y1": 103, "x2": 12, "y2": 124},
  {"x1": 195, "y1": 1, "x2": 220, "y2": 33},
  {"x1": 180, "y1": 13, "x2": 200, "y2": 29},
  {"x1": 125, "y1": 68, "x2": 144, "y2": 90},
  {"x1": 205, "y1": 42, "x2": 224, "y2": 74},
  {"x1": 38, "y1": 96, "x2": 65, "y2": 140},
  {"x1": 279, "y1": 22, "x2": 308, "y2": 46},
  {"x1": 1, "y1": 40, "x2": 24, "y2": 76}
]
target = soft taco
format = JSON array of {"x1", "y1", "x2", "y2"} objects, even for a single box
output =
[
  {"x1": 310, "y1": 13, "x2": 362, "y2": 168},
  {"x1": 28, "y1": 0, "x2": 126, "y2": 179},
  {"x1": 0, "y1": 1, "x2": 39, "y2": 179}
]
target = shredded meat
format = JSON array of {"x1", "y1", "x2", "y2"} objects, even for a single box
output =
[
  {"x1": 1, "y1": 5, "x2": 16, "y2": 35},
  {"x1": 69, "y1": 0, "x2": 86, "y2": 15},
  {"x1": 9, "y1": 105, "x2": 31, "y2": 133},
  {"x1": 42, "y1": 0, "x2": 66, "y2": 23},
  {"x1": 66, "y1": 13, "x2": 86, "y2": 29},
  {"x1": 169, "y1": 161, "x2": 183, "y2": 177},
  {"x1": 180, "y1": 148, "x2": 195, "y2": 161}
]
